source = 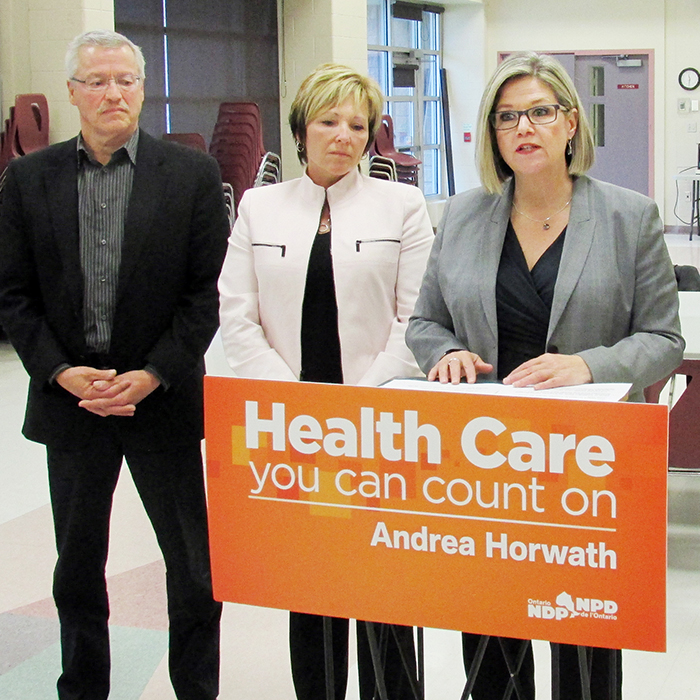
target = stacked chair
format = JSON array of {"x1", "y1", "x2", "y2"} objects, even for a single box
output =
[
  {"x1": 162, "y1": 131, "x2": 235, "y2": 229},
  {"x1": 369, "y1": 154, "x2": 398, "y2": 181},
  {"x1": 1, "y1": 93, "x2": 49, "y2": 338},
  {"x1": 1, "y1": 93, "x2": 50, "y2": 191},
  {"x1": 162, "y1": 132, "x2": 207, "y2": 152},
  {"x1": 208, "y1": 102, "x2": 280, "y2": 219},
  {"x1": 370, "y1": 114, "x2": 420, "y2": 186}
]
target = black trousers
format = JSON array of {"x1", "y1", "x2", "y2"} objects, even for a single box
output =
[
  {"x1": 47, "y1": 432, "x2": 222, "y2": 700},
  {"x1": 290, "y1": 612, "x2": 417, "y2": 700},
  {"x1": 461, "y1": 634, "x2": 622, "y2": 700}
]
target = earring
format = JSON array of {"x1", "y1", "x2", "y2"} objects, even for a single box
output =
[
  {"x1": 296, "y1": 141, "x2": 304, "y2": 153},
  {"x1": 566, "y1": 139, "x2": 573, "y2": 156}
]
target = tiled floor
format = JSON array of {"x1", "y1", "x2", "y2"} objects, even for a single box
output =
[
  {"x1": 666, "y1": 231, "x2": 700, "y2": 272},
  {"x1": 1, "y1": 235, "x2": 699, "y2": 699}
]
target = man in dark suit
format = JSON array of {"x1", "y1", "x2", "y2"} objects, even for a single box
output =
[{"x1": 0, "y1": 30, "x2": 229, "y2": 700}]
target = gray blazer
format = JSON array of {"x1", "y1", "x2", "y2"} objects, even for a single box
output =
[{"x1": 406, "y1": 175, "x2": 684, "y2": 402}]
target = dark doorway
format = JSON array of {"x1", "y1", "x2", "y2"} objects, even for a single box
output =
[{"x1": 115, "y1": 0, "x2": 280, "y2": 153}]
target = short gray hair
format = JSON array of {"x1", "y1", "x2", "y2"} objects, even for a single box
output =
[
  {"x1": 476, "y1": 51, "x2": 595, "y2": 194},
  {"x1": 65, "y1": 30, "x2": 145, "y2": 80}
]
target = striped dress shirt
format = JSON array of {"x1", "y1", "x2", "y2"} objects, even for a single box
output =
[{"x1": 77, "y1": 130, "x2": 138, "y2": 353}]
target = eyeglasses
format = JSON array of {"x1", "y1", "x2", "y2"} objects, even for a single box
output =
[
  {"x1": 70, "y1": 75, "x2": 142, "y2": 93},
  {"x1": 489, "y1": 104, "x2": 567, "y2": 130}
]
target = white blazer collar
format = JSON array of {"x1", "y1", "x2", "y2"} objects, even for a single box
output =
[{"x1": 299, "y1": 167, "x2": 364, "y2": 208}]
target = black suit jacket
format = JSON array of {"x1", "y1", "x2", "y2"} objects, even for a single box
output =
[{"x1": 0, "y1": 130, "x2": 230, "y2": 450}]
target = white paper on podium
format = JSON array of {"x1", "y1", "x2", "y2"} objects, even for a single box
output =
[{"x1": 383, "y1": 378, "x2": 632, "y2": 402}]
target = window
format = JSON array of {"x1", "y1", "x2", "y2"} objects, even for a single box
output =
[{"x1": 368, "y1": 0, "x2": 444, "y2": 197}]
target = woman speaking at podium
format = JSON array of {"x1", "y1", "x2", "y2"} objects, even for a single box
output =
[
  {"x1": 218, "y1": 64, "x2": 433, "y2": 699},
  {"x1": 406, "y1": 52, "x2": 684, "y2": 699}
]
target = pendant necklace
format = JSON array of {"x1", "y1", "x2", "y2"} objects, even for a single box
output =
[
  {"x1": 512, "y1": 198, "x2": 571, "y2": 230},
  {"x1": 318, "y1": 198, "x2": 331, "y2": 234}
]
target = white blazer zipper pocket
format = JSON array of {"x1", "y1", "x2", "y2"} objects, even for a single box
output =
[
  {"x1": 355, "y1": 238, "x2": 400, "y2": 252},
  {"x1": 252, "y1": 243, "x2": 286, "y2": 257}
]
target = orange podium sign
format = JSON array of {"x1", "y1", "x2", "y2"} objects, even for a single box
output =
[{"x1": 204, "y1": 377, "x2": 668, "y2": 652}]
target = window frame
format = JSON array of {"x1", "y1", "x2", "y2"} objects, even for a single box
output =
[{"x1": 367, "y1": 0, "x2": 445, "y2": 198}]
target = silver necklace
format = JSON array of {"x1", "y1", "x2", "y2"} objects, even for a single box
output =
[{"x1": 512, "y1": 198, "x2": 571, "y2": 230}]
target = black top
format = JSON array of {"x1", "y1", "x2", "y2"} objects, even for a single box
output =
[
  {"x1": 300, "y1": 229, "x2": 344, "y2": 384},
  {"x1": 496, "y1": 221, "x2": 566, "y2": 379}
]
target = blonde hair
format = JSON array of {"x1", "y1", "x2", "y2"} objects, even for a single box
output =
[
  {"x1": 476, "y1": 51, "x2": 595, "y2": 194},
  {"x1": 289, "y1": 63, "x2": 384, "y2": 164}
]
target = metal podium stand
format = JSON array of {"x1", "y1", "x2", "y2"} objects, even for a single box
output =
[
  {"x1": 320, "y1": 620, "x2": 425, "y2": 700},
  {"x1": 457, "y1": 638, "x2": 621, "y2": 700}
]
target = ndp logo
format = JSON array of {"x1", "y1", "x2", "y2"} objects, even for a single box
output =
[{"x1": 528, "y1": 592, "x2": 618, "y2": 621}]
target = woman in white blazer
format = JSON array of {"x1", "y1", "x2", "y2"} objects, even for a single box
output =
[
  {"x1": 406, "y1": 53, "x2": 683, "y2": 700},
  {"x1": 218, "y1": 64, "x2": 433, "y2": 700}
]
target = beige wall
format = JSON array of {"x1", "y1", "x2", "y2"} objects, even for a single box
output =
[
  {"x1": 4, "y1": 0, "x2": 700, "y2": 227},
  {"x1": 0, "y1": 0, "x2": 113, "y2": 144},
  {"x1": 278, "y1": 0, "x2": 368, "y2": 179},
  {"x1": 276, "y1": 0, "x2": 485, "y2": 194},
  {"x1": 2, "y1": 0, "x2": 368, "y2": 174},
  {"x1": 0, "y1": 0, "x2": 31, "y2": 124},
  {"x1": 664, "y1": 0, "x2": 700, "y2": 229},
  {"x1": 442, "y1": 1, "x2": 485, "y2": 195},
  {"x1": 481, "y1": 0, "x2": 700, "y2": 226}
]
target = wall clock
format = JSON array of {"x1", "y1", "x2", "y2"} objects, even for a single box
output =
[{"x1": 679, "y1": 67, "x2": 700, "y2": 91}]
